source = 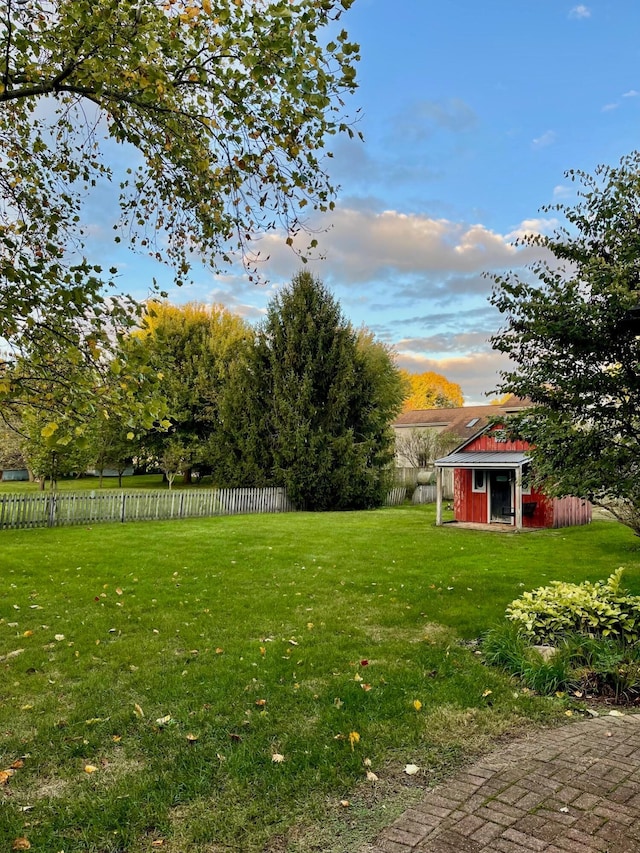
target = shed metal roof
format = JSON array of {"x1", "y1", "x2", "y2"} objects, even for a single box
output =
[{"x1": 435, "y1": 451, "x2": 530, "y2": 469}]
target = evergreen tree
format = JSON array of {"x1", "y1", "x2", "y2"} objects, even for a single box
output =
[{"x1": 253, "y1": 271, "x2": 404, "y2": 510}]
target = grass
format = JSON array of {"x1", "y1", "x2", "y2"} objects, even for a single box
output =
[
  {"x1": 0, "y1": 474, "x2": 178, "y2": 492},
  {"x1": 1, "y1": 505, "x2": 639, "y2": 851}
]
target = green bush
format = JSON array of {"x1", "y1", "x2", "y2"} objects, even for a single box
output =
[
  {"x1": 483, "y1": 622, "x2": 640, "y2": 701},
  {"x1": 505, "y1": 568, "x2": 640, "y2": 644},
  {"x1": 482, "y1": 622, "x2": 571, "y2": 694}
]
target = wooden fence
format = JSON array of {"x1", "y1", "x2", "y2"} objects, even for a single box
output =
[
  {"x1": 0, "y1": 487, "x2": 294, "y2": 530},
  {"x1": 384, "y1": 486, "x2": 407, "y2": 507}
]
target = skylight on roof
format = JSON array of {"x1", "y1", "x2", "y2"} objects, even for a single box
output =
[{"x1": 466, "y1": 417, "x2": 480, "y2": 428}]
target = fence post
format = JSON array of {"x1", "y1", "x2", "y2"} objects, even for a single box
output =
[
  {"x1": 120, "y1": 493, "x2": 127, "y2": 523},
  {"x1": 48, "y1": 494, "x2": 57, "y2": 528}
]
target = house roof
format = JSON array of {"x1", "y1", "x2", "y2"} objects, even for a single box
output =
[
  {"x1": 434, "y1": 451, "x2": 529, "y2": 469},
  {"x1": 392, "y1": 396, "x2": 530, "y2": 445}
]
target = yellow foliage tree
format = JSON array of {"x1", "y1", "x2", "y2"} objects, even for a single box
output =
[{"x1": 399, "y1": 370, "x2": 464, "y2": 412}]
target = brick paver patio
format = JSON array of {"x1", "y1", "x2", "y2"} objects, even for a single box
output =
[{"x1": 362, "y1": 714, "x2": 640, "y2": 853}]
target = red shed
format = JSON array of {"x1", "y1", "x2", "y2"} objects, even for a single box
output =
[{"x1": 434, "y1": 424, "x2": 591, "y2": 530}]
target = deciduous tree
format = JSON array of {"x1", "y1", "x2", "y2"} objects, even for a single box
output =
[
  {"x1": 400, "y1": 370, "x2": 463, "y2": 411},
  {"x1": 0, "y1": 0, "x2": 359, "y2": 428},
  {"x1": 490, "y1": 152, "x2": 640, "y2": 533},
  {"x1": 134, "y1": 301, "x2": 254, "y2": 482}
]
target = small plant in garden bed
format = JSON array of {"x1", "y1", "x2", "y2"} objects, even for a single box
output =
[{"x1": 483, "y1": 569, "x2": 640, "y2": 704}]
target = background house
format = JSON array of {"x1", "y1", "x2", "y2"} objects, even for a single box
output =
[{"x1": 392, "y1": 397, "x2": 530, "y2": 497}]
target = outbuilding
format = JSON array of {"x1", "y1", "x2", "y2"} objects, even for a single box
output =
[{"x1": 434, "y1": 423, "x2": 591, "y2": 530}]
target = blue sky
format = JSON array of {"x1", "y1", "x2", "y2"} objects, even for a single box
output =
[{"x1": 103, "y1": 0, "x2": 640, "y2": 404}]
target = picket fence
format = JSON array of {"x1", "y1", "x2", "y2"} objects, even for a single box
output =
[
  {"x1": 0, "y1": 487, "x2": 294, "y2": 531},
  {"x1": 0, "y1": 485, "x2": 412, "y2": 531}
]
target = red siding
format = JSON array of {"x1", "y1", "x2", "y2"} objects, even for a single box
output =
[
  {"x1": 464, "y1": 426, "x2": 529, "y2": 454},
  {"x1": 522, "y1": 486, "x2": 553, "y2": 528},
  {"x1": 454, "y1": 469, "x2": 488, "y2": 523}
]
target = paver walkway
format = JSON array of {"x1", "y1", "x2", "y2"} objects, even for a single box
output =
[{"x1": 362, "y1": 713, "x2": 640, "y2": 853}]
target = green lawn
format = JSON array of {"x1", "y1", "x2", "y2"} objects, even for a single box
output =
[
  {"x1": 1, "y1": 506, "x2": 638, "y2": 852},
  {"x1": 0, "y1": 474, "x2": 174, "y2": 492}
]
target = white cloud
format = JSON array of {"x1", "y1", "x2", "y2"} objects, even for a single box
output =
[
  {"x1": 394, "y1": 350, "x2": 514, "y2": 405},
  {"x1": 623, "y1": 90, "x2": 639, "y2": 98},
  {"x1": 532, "y1": 130, "x2": 556, "y2": 149},
  {"x1": 255, "y1": 208, "x2": 546, "y2": 287},
  {"x1": 506, "y1": 217, "x2": 558, "y2": 240},
  {"x1": 602, "y1": 102, "x2": 619, "y2": 112},
  {"x1": 553, "y1": 185, "x2": 573, "y2": 199},
  {"x1": 569, "y1": 5, "x2": 591, "y2": 19}
]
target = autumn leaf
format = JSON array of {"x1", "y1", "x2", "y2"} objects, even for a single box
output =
[
  {"x1": 482, "y1": 689, "x2": 492, "y2": 698},
  {"x1": 84, "y1": 764, "x2": 98, "y2": 774},
  {"x1": 10, "y1": 759, "x2": 24, "y2": 770},
  {"x1": 11, "y1": 838, "x2": 31, "y2": 851},
  {"x1": 366, "y1": 770, "x2": 379, "y2": 782},
  {"x1": 0, "y1": 770, "x2": 14, "y2": 785},
  {"x1": 413, "y1": 699, "x2": 422, "y2": 711},
  {"x1": 255, "y1": 699, "x2": 267, "y2": 707},
  {"x1": 404, "y1": 763, "x2": 420, "y2": 775},
  {"x1": 155, "y1": 715, "x2": 172, "y2": 726},
  {"x1": 186, "y1": 733, "x2": 199, "y2": 743},
  {"x1": 339, "y1": 800, "x2": 350, "y2": 808},
  {"x1": 348, "y1": 731, "x2": 360, "y2": 751},
  {"x1": 133, "y1": 703, "x2": 145, "y2": 718},
  {"x1": 271, "y1": 753, "x2": 285, "y2": 763}
]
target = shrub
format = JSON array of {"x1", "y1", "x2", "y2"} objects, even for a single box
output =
[
  {"x1": 482, "y1": 622, "x2": 571, "y2": 694},
  {"x1": 505, "y1": 568, "x2": 640, "y2": 644}
]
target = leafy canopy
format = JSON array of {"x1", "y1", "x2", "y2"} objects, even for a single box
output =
[
  {"x1": 490, "y1": 151, "x2": 640, "y2": 532},
  {"x1": 0, "y1": 0, "x2": 359, "y2": 429},
  {"x1": 400, "y1": 370, "x2": 463, "y2": 412}
]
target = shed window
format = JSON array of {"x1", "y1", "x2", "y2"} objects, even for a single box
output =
[
  {"x1": 466, "y1": 417, "x2": 479, "y2": 428},
  {"x1": 472, "y1": 469, "x2": 486, "y2": 493}
]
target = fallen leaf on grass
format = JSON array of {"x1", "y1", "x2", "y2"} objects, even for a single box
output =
[
  {"x1": 133, "y1": 703, "x2": 145, "y2": 718},
  {"x1": 609, "y1": 710, "x2": 625, "y2": 717},
  {"x1": 482, "y1": 690, "x2": 492, "y2": 698},
  {"x1": 413, "y1": 699, "x2": 422, "y2": 711},
  {"x1": 348, "y1": 731, "x2": 360, "y2": 751},
  {"x1": 22, "y1": 630, "x2": 33, "y2": 638},
  {"x1": 186, "y1": 733, "x2": 199, "y2": 743},
  {"x1": 84, "y1": 765, "x2": 98, "y2": 774},
  {"x1": 255, "y1": 699, "x2": 267, "y2": 707},
  {"x1": 54, "y1": 634, "x2": 65, "y2": 642},
  {"x1": 155, "y1": 715, "x2": 172, "y2": 726},
  {"x1": 151, "y1": 841, "x2": 165, "y2": 848},
  {"x1": 404, "y1": 764, "x2": 420, "y2": 776},
  {"x1": 10, "y1": 759, "x2": 24, "y2": 770},
  {"x1": 0, "y1": 770, "x2": 14, "y2": 785},
  {"x1": 339, "y1": 800, "x2": 350, "y2": 808},
  {"x1": 366, "y1": 770, "x2": 379, "y2": 782},
  {"x1": 271, "y1": 753, "x2": 285, "y2": 763},
  {"x1": 12, "y1": 838, "x2": 30, "y2": 850}
]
